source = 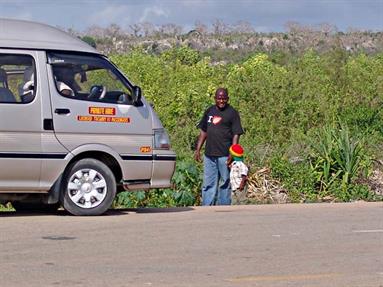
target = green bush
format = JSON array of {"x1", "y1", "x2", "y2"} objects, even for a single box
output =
[
  {"x1": 109, "y1": 48, "x2": 383, "y2": 207},
  {"x1": 308, "y1": 124, "x2": 372, "y2": 200},
  {"x1": 270, "y1": 156, "x2": 317, "y2": 202},
  {"x1": 0, "y1": 203, "x2": 14, "y2": 211},
  {"x1": 114, "y1": 189, "x2": 176, "y2": 208},
  {"x1": 81, "y1": 36, "x2": 97, "y2": 48},
  {"x1": 114, "y1": 160, "x2": 202, "y2": 208},
  {"x1": 329, "y1": 182, "x2": 373, "y2": 202},
  {"x1": 172, "y1": 160, "x2": 202, "y2": 206}
]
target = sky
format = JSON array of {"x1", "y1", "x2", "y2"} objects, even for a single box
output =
[{"x1": 0, "y1": 0, "x2": 382, "y2": 33}]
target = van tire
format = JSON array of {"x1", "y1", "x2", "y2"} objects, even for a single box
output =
[{"x1": 61, "y1": 158, "x2": 116, "y2": 216}]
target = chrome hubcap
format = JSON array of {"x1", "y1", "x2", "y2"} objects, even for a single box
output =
[{"x1": 67, "y1": 168, "x2": 107, "y2": 209}]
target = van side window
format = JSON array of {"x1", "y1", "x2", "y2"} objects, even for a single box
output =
[
  {"x1": 48, "y1": 53, "x2": 133, "y2": 104},
  {"x1": 0, "y1": 54, "x2": 36, "y2": 103}
]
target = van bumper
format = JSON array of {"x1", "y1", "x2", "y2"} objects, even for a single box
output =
[{"x1": 150, "y1": 152, "x2": 176, "y2": 188}]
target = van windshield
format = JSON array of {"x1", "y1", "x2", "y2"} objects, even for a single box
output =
[{"x1": 48, "y1": 52, "x2": 133, "y2": 104}]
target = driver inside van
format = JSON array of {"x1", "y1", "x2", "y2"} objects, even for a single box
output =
[{"x1": 53, "y1": 66, "x2": 80, "y2": 97}]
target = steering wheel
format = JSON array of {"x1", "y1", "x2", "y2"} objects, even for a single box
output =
[{"x1": 88, "y1": 85, "x2": 106, "y2": 100}]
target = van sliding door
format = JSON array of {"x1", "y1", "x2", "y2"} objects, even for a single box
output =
[{"x1": 0, "y1": 51, "x2": 42, "y2": 191}]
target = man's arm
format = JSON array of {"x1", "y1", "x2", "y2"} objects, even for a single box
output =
[
  {"x1": 194, "y1": 130, "x2": 207, "y2": 162},
  {"x1": 231, "y1": 108, "x2": 243, "y2": 144},
  {"x1": 232, "y1": 134, "x2": 240, "y2": 145}
]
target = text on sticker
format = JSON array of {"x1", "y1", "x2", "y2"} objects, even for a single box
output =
[{"x1": 89, "y1": 107, "x2": 116, "y2": 116}]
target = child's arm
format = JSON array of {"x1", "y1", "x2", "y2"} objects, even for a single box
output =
[
  {"x1": 239, "y1": 175, "x2": 248, "y2": 190},
  {"x1": 226, "y1": 154, "x2": 233, "y2": 167}
]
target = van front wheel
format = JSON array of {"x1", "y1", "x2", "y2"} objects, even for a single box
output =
[{"x1": 61, "y1": 158, "x2": 116, "y2": 216}]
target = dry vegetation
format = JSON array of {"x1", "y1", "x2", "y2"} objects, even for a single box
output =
[{"x1": 67, "y1": 21, "x2": 383, "y2": 59}]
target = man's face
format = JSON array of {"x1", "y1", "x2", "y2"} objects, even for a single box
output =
[{"x1": 214, "y1": 92, "x2": 229, "y2": 109}]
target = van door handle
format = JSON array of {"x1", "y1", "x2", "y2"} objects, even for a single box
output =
[{"x1": 54, "y1": 108, "x2": 70, "y2": 115}]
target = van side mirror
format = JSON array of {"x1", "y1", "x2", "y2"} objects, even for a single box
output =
[{"x1": 132, "y1": 86, "x2": 142, "y2": 106}]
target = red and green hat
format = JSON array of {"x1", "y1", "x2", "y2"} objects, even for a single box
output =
[{"x1": 229, "y1": 144, "x2": 244, "y2": 157}]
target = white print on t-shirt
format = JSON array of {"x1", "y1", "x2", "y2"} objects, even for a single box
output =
[{"x1": 208, "y1": 115, "x2": 222, "y2": 125}]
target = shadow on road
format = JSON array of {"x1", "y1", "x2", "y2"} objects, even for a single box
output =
[
  {"x1": 0, "y1": 209, "x2": 67, "y2": 217},
  {"x1": 0, "y1": 207, "x2": 195, "y2": 217},
  {"x1": 107, "y1": 207, "x2": 195, "y2": 215}
]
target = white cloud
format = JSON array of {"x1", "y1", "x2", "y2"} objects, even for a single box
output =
[
  {"x1": 86, "y1": 3, "x2": 169, "y2": 27},
  {"x1": 139, "y1": 6, "x2": 168, "y2": 23},
  {"x1": 88, "y1": 4, "x2": 132, "y2": 27}
]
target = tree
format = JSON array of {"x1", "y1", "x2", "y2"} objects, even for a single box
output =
[
  {"x1": 158, "y1": 23, "x2": 183, "y2": 38},
  {"x1": 212, "y1": 19, "x2": 229, "y2": 35},
  {"x1": 194, "y1": 21, "x2": 208, "y2": 35},
  {"x1": 233, "y1": 20, "x2": 255, "y2": 34},
  {"x1": 106, "y1": 23, "x2": 122, "y2": 39},
  {"x1": 81, "y1": 36, "x2": 97, "y2": 48},
  {"x1": 140, "y1": 22, "x2": 156, "y2": 37},
  {"x1": 85, "y1": 25, "x2": 107, "y2": 38},
  {"x1": 129, "y1": 24, "x2": 142, "y2": 37},
  {"x1": 318, "y1": 23, "x2": 337, "y2": 36}
]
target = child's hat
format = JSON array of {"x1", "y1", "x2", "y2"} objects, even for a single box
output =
[{"x1": 229, "y1": 144, "x2": 244, "y2": 157}]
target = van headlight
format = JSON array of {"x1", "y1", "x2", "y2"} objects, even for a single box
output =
[{"x1": 154, "y1": 129, "x2": 171, "y2": 149}]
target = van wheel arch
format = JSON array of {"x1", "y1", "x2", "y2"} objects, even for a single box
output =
[{"x1": 67, "y1": 151, "x2": 123, "y2": 183}]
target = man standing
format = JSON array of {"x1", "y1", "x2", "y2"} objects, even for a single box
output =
[{"x1": 194, "y1": 88, "x2": 244, "y2": 205}]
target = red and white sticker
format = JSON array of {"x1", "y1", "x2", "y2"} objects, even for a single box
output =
[
  {"x1": 88, "y1": 107, "x2": 116, "y2": 116},
  {"x1": 212, "y1": 116, "x2": 222, "y2": 125},
  {"x1": 78, "y1": 115, "x2": 130, "y2": 123}
]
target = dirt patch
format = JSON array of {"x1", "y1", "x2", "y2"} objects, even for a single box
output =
[{"x1": 366, "y1": 169, "x2": 383, "y2": 196}]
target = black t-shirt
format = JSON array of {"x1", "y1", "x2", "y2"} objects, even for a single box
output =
[{"x1": 197, "y1": 104, "x2": 243, "y2": 157}]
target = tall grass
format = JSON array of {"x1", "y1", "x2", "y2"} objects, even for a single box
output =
[{"x1": 309, "y1": 124, "x2": 369, "y2": 199}]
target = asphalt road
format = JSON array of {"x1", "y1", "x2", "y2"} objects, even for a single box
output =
[{"x1": 0, "y1": 202, "x2": 382, "y2": 287}]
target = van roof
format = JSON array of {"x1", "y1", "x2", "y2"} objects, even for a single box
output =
[{"x1": 0, "y1": 18, "x2": 99, "y2": 54}]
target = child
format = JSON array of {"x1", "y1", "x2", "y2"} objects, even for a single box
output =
[{"x1": 228, "y1": 144, "x2": 249, "y2": 205}]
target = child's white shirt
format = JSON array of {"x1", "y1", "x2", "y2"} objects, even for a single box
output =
[{"x1": 230, "y1": 161, "x2": 248, "y2": 190}]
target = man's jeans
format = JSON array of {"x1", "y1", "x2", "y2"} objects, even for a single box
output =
[{"x1": 202, "y1": 155, "x2": 231, "y2": 205}]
